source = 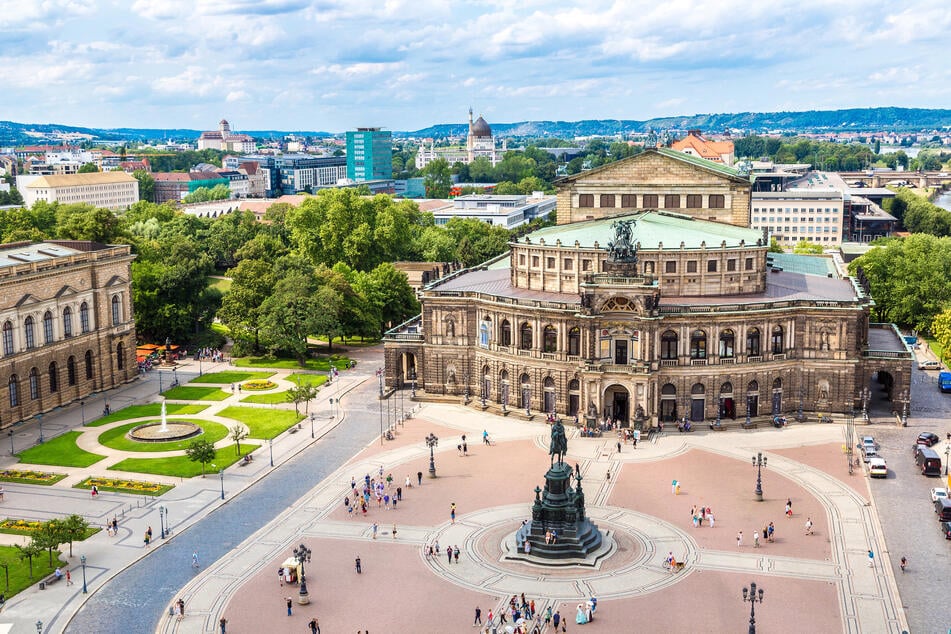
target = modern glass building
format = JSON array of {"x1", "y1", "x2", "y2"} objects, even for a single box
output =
[{"x1": 346, "y1": 128, "x2": 393, "y2": 182}]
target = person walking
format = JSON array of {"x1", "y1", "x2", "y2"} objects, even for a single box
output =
[
  {"x1": 308, "y1": 617, "x2": 320, "y2": 634},
  {"x1": 867, "y1": 549, "x2": 875, "y2": 568},
  {"x1": 473, "y1": 606, "x2": 482, "y2": 626},
  {"x1": 355, "y1": 556, "x2": 362, "y2": 574},
  {"x1": 66, "y1": 569, "x2": 72, "y2": 586},
  {"x1": 805, "y1": 518, "x2": 814, "y2": 535},
  {"x1": 785, "y1": 498, "x2": 793, "y2": 518},
  {"x1": 219, "y1": 617, "x2": 227, "y2": 634},
  {"x1": 616, "y1": 441, "x2": 622, "y2": 454},
  {"x1": 450, "y1": 503, "x2": 457, "y2": 524},
  {"x1": 736, "y1": 531, "x2": 743, "y2": 547},
  {"x1": 372, "y1": 522, "x2": 378, "y2": 539},
  {"x1": 178, "y1": 599, "x2": 186, "y2": 620},
  {"x1": 285, "y1": 597, "x2": 293, "y2": 616},
  {"x1": 392, "y1": 524, "x2": 397, "y2": 539},
  {"x1": 553, "y1": 610, "x2": 561, "y2": 629},
  {"x1": 708, "y1": 511, "x2": 715, "y2": 528},
  {"x1": 446, "y1": 545, "x2": 453, "y2": 564},
  {"x1": 192, "y1": 551, "x2": 200, "y2": 568},
  {"x1": 454, "y1": 545, "x2": 460, "y2": 563},
  {"x1": 753, "y1": 530, "x2": 760, "y2": 547},
  {"x1": 483, "y1": 429, "x2": 490, "y2": 445},
  {"x1": 417, "y1": 471, "x2": 423, "y2": 486}
]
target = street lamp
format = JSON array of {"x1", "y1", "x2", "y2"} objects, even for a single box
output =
[
  {"x1": 746, "y1": 395, "x2": 752, "y2": 427},
  {"x1": 945, "y1": 444, "x2": 950, "y2": 476},
  {"x1": 268, "y1": 438, "x2": 274, "y2": 467},
  {"x1": 411, "y1": 370, "x2": 417, "y2": 399},
  {"x1": 898, "y1": 389, "x2": 909, "y2": 427},
  {"x1": 8, "y1": 430, "x2": 13, "y2": 456},
  {"x1": 426, "y1": 433, "x2": 439, "y2": 478},
  {"x1": 293, "y1": 543, "x2": 312, "y2": 604},
  {"x1": 37, "y1": 415, "x2": 43, "y2": 444},
  {"x1": 80, "y1": 400, "x2": 85, "y2": 425},
  {"x1": 859, "y1": 387, "x2": 870, "y2": 421},
  {"x1": 752, "y1": 452, "x2": 767, "y2": 501},
  {"x1": 742, "y1": 581, "x2": 765, "y2": 634},
  {"x1": 164, "y1": 336, "x2": 171, "y2": 365},
  {"x1": 218, "y1": 467, "x2": 225, "y2": 500},
  {"x1": 846, "y1": 408, "x2": 855, "y2": 476},
  {"x1": 310, "y1": 412, "x2": 315, "y2": 438},
  {"x1": 377, "y1": 368, "x2": 385, "y2": 446},
  {"x1": 36, "y1": 621, "x2": 42, "y2": 634},
  {"x1": 716, "y1": 396, "x2": 722, "y2": 427},
  {"x1": 159, "y1": 370, "x2": 163, "y2": 394},
  {"x1": 796, "y1": 386, "x2": 805, "y2": 422},
  {"x1": 80, "y1": 554, "x2": 87, "y2": 594},
  {"x1": 159, "y1": 505, "x2": 166, "y2": 539}
]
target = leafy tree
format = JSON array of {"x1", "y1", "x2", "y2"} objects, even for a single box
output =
[
  {"x1": 793, "y1": 240, "x2": 825, "y2": 254},
  {"x1": 0, "y1": 187, "x2": 23, "y2": 205},
  {"x1": 183, "y1": 184, "x2": 230, "y2": 203},
  {"x1": 421, "y1": 158, "x2": 451, "y2": 198},
  {"x1": 34, "y1": 518, "x2": 64, "y2": 566},
  {"x1": 229, "y1": 425, "x2": 249, "y2": 456},
  {"x1": 60, "y1": 514, "x2": 90, "y2": 558},
  {"x1": 768, "y1": 237, "x2": 784, "y2": 253},
  {"x1": 259, "y1": 268, "x2": 324, "y2": 364},
  {"x1": 415, "y1": 225, "x2": 456, "y2": 262},
  {"x1": 185, "y1": 439, "x2": 216, "y2": 476},
  {"x1": 15, "y1": 540, "x2": 44, "y2": 579},
  {"x1": 78, "y1": 162, "x2": 99, "y2": 173},
  {"x1": 445, "y1": 218, "x2": 511, "y2": 267},
  {"x1": 206, "y1": 210, "x2": 259, "y2": 269},
  {"x1": 353, "y1": 263, "x2": 420, "y2": 334},
  {"x1": 468, "y1": 156, "x2": 494, "y2": 182},
  {"x1": 132, "y1": 169, "x2": 156, "y2": 202},
  {"x1": 286, "y1": 381, "x2": 319, "y2": 415},
  {"x1": 55, "y1": 203, "x2": 124, "y2": 243},
  {"x1": 218, "y1": 257, "x2": 277, "y2": 353}
]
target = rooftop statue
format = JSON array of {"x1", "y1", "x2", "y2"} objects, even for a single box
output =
[{"x1": 607, "y1": 219, "x2": 638, "y2": 263}]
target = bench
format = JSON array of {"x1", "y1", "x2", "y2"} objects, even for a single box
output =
[
  {"x1": 40, "y1": 572, "x2": 64, "y2": 589},
  {"x1": 709, "y1": 424, "x2": 727, "y2": 432},
  {"x1": 237, "y1": 454, "x2": 254, "y2": 467}
]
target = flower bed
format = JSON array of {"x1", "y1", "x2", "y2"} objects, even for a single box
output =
[
  {"x1": 241, "y1": 379, "x2": 277, "y2": 391},
  {"x1": 0, "y1": 469, "x2": 67, "y2": 486},
  {"x1": 0, "y1": 518, "x2": 45, "y2": 534},
  {"x1": 75, "y1": 476, "x2": 173, "y2": 496}
]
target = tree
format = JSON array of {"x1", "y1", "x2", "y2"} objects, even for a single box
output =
[
  {"x1": 218, "y1": 257, "x2": 277, "y2": 353},
  {"x1": 60, "y1": 514, "x2": 90, "y2": 558},
  {"x1": 185, "y1": 439, "x2": 216, "y2": 477},
  {"x1": 229, "y1": 425, "x2": 249, "y2": 456},
  {"x1": 35, "y1": 518, "x2": 64, "y2": 566},
  {"x1": 768, "y1": 237, "x2": 784, "y2": 253},
  {"x1": 55, "y1": 203, "x2": 124, "y2": 243},
  {"x1": 78, "y1": 162, "x2": 99, "y2": 173},
  {"x1": 286, "y1": 381, "x2": 319, "y2": 415},
  {"x1": 259, "y1": 269, "x2": 324, "y2": 364},
  {"x1": 421, "y1": 158, "x2": 451, "y2": 198},
  {"x1": 133, "y1": 170, "x2": 156, "y2": 202},
  {"x1": 15, "y1": 540, "x2": 44, "y2": 579},
  {"x1": 353, "y1": 263, "x2": 420, "y2": 334},
  {"x1": 793, "y1": 240, "x2": 825, "y2": 254}
]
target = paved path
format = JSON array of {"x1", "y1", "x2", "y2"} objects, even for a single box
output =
[{"x1": 163, "y1": 402, "x2": 908, "y2": 634}]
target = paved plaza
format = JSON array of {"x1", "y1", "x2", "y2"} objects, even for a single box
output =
[{"x1": 168, "y1": 403, "x2": 907, "y2": 634}]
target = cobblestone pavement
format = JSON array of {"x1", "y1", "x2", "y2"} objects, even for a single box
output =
[{"x1": 164, "y1": 402, "x2": 908, "y2": 634}]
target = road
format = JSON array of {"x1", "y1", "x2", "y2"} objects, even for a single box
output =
[{"x1": 65, "y1": 371, "x2": 392, "y2": 633}]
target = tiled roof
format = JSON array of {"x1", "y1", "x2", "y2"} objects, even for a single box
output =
[{"x1": 153, "y1": 172, "x2": 191, "y2": 182}]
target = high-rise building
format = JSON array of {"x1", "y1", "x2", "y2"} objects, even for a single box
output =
[{"x1": 346, "y1": 128, "x2": 392, "y2": 182}]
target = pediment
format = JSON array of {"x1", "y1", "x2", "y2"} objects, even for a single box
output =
[
  {"x1": 14, "y1": 293, "x2": 44, "y2": 307},
  {"x1": 54, "y1": 285, "x2": 81, "y2": 298},
  {"x1": 558, "y1": 148, "x2": 746, "y2": 187},
  {"x1": 104, "y1": 275, "x2": 128, "y2": 287}
]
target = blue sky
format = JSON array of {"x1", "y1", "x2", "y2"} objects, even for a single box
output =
[{"x1": 2, "y1": 0, "x2": 949, "y2": 132}]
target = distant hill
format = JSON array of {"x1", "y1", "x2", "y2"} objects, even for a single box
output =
[{"x1": 2, "y1": 107, "x2": 950, "y2": 146}]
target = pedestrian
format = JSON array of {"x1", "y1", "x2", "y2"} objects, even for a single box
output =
[
  {"x1": 446, "y1": 545, "x2": 453, "y2": 564},
  {"x1": 355, "y1": 556, "x2": 362, "y2": 574},
  {"x1": 463, "y1": 442, "x2": 468, "y2": 455},
  {"x1": 372, "y1": 522, "x2": 378, "y2": 539},
  {"x1": 285, "y1": 597, "x2": 293, "y2": 616},
  {"x1": 308, "y1": 617, "x2": 320, "y2": 634},
  {"x1": 66, "y1": 569, "x2": 72, "y2": 586},
  {"x1": 553, "y1": 610, "x2": 561, "y2": 629},
  {"x1": 144, "y1": 531, "x2": 151, "y2": 548},
  {"x1": 392, "y1": 524, "x2": 397, "y2": 539},
  {"x1": 457, "y1": 443, "x2": 463, "y2": 455},
  {"x1": 737, "y1": 531, "x2": 743, "y2": 547},
  {"x1": 545, "y1": 606, "x2": 552, "y2": 626},
  {"x1": 632, "y1": 435, "x2": 638, "y2": 449},
  {"x1": 231, "y1": 383, "x2": 235, "y2": 394},
  {"x1": 785, "y1": 498, "x2": 792, "y2": 518},
  {"x1": 451, "y1": 502, "x2": 456, "y2": 524},
  {"x1": 606, "y1": 469, "x2": 611, "y2": 481},
  {"x1": 454, "y1": 545, "x2": 460, "y2": 563},
  {"x1": 805, "y1": 518, "x2": 814, "y2": 535},
  {"x1": 383, "y1": 494, "x2": 390, "y2": 509},
  {"x1": 192, "y1": 551, "x2": 200, "y2": 568},
  {"x1": 767, "y1": 521, "x2": 774, "y2": 541},
  {"x1": 474, "y1": 606, "x2": 482, "y2": 626},
  {"x1": 91, "y1": 485, "x2": 98, "y2": 497},
  {"x1": 178, "y1": 598, "x2": 186, "y2": 619},
  {"x1": 617, "y1": 441, "x2": 622, "y2": 454},
  {"x1": 867, "y1": 549, "x2": 874, "y2": 568},
  {"x1": 396, "y1": 486, "x2": 402, "y2": 501},
  {"x1": 219, "y1": 617, "x2": 227, "y2": 634},
  {"x1": 487, "y1": 609, "x2": 494, "y2": 625},
  {"x1": 278, "y1": 567, "x2": 285, "y2": 586},
  {"x1": 708, "y1": 511, "x2": 715, "y2": 528},
  {"x1": 392, "y1": 497, "x2": 397, "y2": 510},
  {"x1": 417, "y1": 471, "x2": 423, "y2": 486},
  {"x1": 147, "y1": 526, "x2": 152, "y2": 541},
  {"x1": 483, "y1": 429, "x2": 490, "y2": 445},
  {"x1": 112, "y1": 518, "x2": 118, "y2": 534},
  {"x1": 753, "y1": 530, "x2": 760, "y2": 547}
]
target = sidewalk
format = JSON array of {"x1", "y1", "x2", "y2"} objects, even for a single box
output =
[{"x1": 0, "y1": 355, "x2": 372, "y2": 634}]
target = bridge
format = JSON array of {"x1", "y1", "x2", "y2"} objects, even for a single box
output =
[{"x1": 839, "y1": 170, "x2": 951, "y2": 189}]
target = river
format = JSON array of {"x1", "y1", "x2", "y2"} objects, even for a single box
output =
[{"x1": 934, "y1": 190, "x2": 951, "y2": 212}]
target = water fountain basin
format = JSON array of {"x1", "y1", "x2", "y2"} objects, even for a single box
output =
[{"x1": 128, "y1": 421, "x2": 202, "y2": 442}]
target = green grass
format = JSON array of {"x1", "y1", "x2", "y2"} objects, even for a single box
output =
[
  {"x1": 286, "y1": 373, "x2": 329, "y2": 388},
  {"x1": 86, "y1": 403, "x2": 210, "y2": 427},
  {"x1": 189, "y1": 371, "x2": 275, "y2": 384},
  {"x1": 74, "y1": 476, "x2": 173, "y2": 496},
  {"x1": 233, "y1": 354, "x2": 351, "y2": 371},
  {"x1": 109, "y1": 445, "x2": 258, "y2": 478},
  {"x1": 924, "y1": 335, "x2": 945, "y2": 362},
  {"x1": 0, "y1": 545, "x2": 62, "y2": 597},
  {"x1": 96, "y1": 421, "x2": 229, "y2": 452},
  {"x1": 161, "y1": 386, "x2": 230, "y2": 401},
  {"x1": 217, "y1": 406, "x2": 304, "y2": 439},
  {"x1": 209, "y1": 277, "x2": 232, "y2": 293},
  {"x1": 17, "y1": 432, "x2": 106, "y2": 467},
  {"x1": 211, "y1": 322, "x2": 231, "y2": 337},
  {"x1": 240, "y1": 391, "x2": 292, "y2": 404}
]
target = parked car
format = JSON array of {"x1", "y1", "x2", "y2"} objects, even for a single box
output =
[
  {"x1": 932, "y1": 488, "x2": 949, "y2": 503},
  {"x1": 861, "y1": 436, "x2": 876, "y2": 451},
  {"x1": 868, "y1": 457, "x2": 888, "y2": 478},
  {"x1": 941, "y1": 521, "x2": 951, "y2": 540},
  {"x1": 936, "y1": 498, "x2": 951, "y2": 521},
  {"x1": 863, "y1": 447, "x2": 879, "y2": 463},
  {"x1": 916, "y1": 432, "x2": 940, "y2": 447},
  {"x1": 918, "y1": 360, "x2": 941, "y2": 370}
]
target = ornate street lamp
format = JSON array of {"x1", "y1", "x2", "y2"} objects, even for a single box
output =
[
  {"x1": 377, "y1": 368, "x2": 385, "y2": 446},
  {"x1": 80, "y1": 554, "x2": 87, "y2": 594},
  {"x1": 860, "y1": 387, "x2": 871, "y2": 421},
  {"x1": 752, "y1": 452, "x2": 767, "y2": 501},
  {"x1": 293, "y1": 543, "x2": 312, "y2": 604},
  {"x1": 218, "y1": 467, "x2": 225, "y2": 500},
  {"x1": 80, "y1": 400, "x2": 85, "y2": 425},
  {"x1": 426, "y1": 433, "x2": 439, "y2": 478},
  {"x1": 159, "y1": 506, "x2": 166, "y2": 539},
  {"x1": 945, "y1": 444, "x2": 950, "y2": 476},
  {"x1": 796, "y1": 385, "x2": 805, "y2": 422},
  {"x1": 268, "y1": 438, "x2": 274, "y2": 467},
  {"x1": 746, "y1": 395, "x2": 752, "y2": 427},
  {"x1": 742, "y1": 581, "x2": 765, "y2": 634},
  {"x1": 310, "y1": 412, "x2": 315, "y2": 439},
  {"x1": 36, "y1": 621, "x2": 42, "y2": 634},
  {"x1": 846, "y1": 408, "x2": 855, "y2": 476}
]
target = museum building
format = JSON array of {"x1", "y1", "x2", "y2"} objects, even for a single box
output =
[
  {"x1": 1, "y1": 241, "x2": 138, "y2": 429},
  {"x1": 384, "y1": 150, "x2": 911, "y2": 426}
]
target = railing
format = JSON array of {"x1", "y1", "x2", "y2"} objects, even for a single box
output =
[
  {"x1": 862, "y1": 349, "x2": 912, "y2": 359},
  {"x1": 660, "y1": 359, "x2": 679, "y2": 367},
  {"x1": 771, "y1": 353, "x2": 787, "y2": 361},
  {"x1": 721, "y1": 358, "x2": 735, "y2": 364},
  {"x1": 747, "y1": 355, "x2": 762, "y2": 363},
  {"x1": 541, "y1": 353, "x2": 557, "y2": 360},
  {"x1": 386, "y1": 332, "x2": 424, "y2": 342},
  {"x1": 517, "y1": 349, "x2": 533, "y2": 357},
  {"x1": 691, "y1": 358, "x2": 707, "y2": 366}
]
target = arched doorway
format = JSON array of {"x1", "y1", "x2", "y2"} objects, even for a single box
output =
[
  {"x1": 520, "y1": 373, "x2": 531, "y2": 411},
  {"x1": 690, "y1": 383, "x2": 705, "y2": 422},
  {"x1": 771, "y1": 377, "x2": 783, "y2": 415},
  {"x1": 482, "y1": 365, "x2": 491, "y2": 403},
  {"x1": 399, "y1": 352, "x2": 417, "y2": 385},
  {"x1": 543, "y1": 377, "x2": 556, "y2": 414},
  {"x1": 604, "y1": 384, "x2": 631, "y2": 426},
  {"x1": 747, "y1": 380, "x2": 760, "y2": 418},
  {"x1": 499, "y1": 370, "x2": 510, "y2": 406},
  {"x1": 719, "y1": 382, "x2": 736, "y2": 419},
  {"x1": 660, "y1": 383, "x2": 677, "y2": 422},
  {"x1": 568, "y1": 379, "x2": 580, "y2": 417}
]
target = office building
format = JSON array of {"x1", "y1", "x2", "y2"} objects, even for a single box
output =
[{"x1": 346, "y1": 128, "x2": 392, "y2": 182}]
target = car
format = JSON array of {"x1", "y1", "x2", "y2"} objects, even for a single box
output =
[
  {"x1": 918, "y1": 360, "x2": 941, "y2": 370},
  {"x1": 868, "y1": 457, "x2": 888, "y2": 478},
  {"x1": 932, "y1": 488, "x2": 949, "y2": 503},
  {"x1": 862, "y1": 447, "x2": 879, "y2": 463},
  {"x1": 861, "y1": 436, "x2": 876, "y2": 451},
  {"x1": 917, "y1": 432, "x2": 941, "y2": 447},
  {"x1": 942, "y1": 521, "x2": 951, "y2": 540}
]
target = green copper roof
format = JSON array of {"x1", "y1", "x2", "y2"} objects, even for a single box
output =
[
  {"x1": 522, "y1": 211, "x2": 764, "y2": 250},
  {"x1": 765, "y1": 252, "x2": 838, "y2": 278}
]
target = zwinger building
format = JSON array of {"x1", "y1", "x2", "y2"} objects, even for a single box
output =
[
  {"x1": 1, "y1": 241, "x2": 138, "y2": 429},
  {"x1": 384, "y1": 149, "x2": 911, "y2": 427}
]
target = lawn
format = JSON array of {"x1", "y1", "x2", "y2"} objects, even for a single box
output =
[
  {"x1": 189, "y1": 371, "x2": 275, "y2": 384},
  {"x1": 217, "y1": 406, "x2": 304, "y2": 439},
  {"x1": 17, "y1": 432, "x2": 106, "y2": 467},
  {"x1": 161, "y1": 386, "x2": 230, "y2": 401},
  {"x1": 109, "y1": 445, "x2": 258, "y2": 478},
  {"x1": 87, "y1": 403, "x2": 209, "y2": 427},
  {"x1": 209, "y1": 277, "x2": 232, "y2": 293},
  {"x1": 0, "y1": 545, "x2": 63, "y2": 598},
  {"x1": 0, "y1": 469, "x2": 67, "y2": 485},
  {"x1": 97, "y1": 421, "x2": 229, "y2": 452},
  {"x1": 287, "y1": 373, "x2": 329, "y2": 388},
  {"x1": 233, "y1": 354, "x2": 351, "y2": 371},
  {"x1": 240, "y1": 391, "x2": 292, "y2": 405}
]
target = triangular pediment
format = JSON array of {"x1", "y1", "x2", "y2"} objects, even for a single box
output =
[
  {"x1": 556, "y1": 148, "x2": 747, "y2": 187},
  {"x1": 54, "y1": 285, "x2": 80, "y2": 298},
  {"x1": 104, "y1": 275, "x2": 128, "y2": 287},
  {"x1": 14, "y1": 293, "x2": 44, "y2": 307}
]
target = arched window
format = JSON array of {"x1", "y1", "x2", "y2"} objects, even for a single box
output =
[
  {"x1": 661, "y1": 330, "x2": 678, "y2": 360},
  {"x1": 661, "y1": 383, "x2": 677, "y2": 395},
  {"x1": 690, "y1": 330, "x2": 707, "y2": 359},
  {"x1": 568, "y1": 379, "x2": 580, "y2": 391},
  {"x1": 49, "y1": 362, "x2": 58, "y2": 392},
  {"x1": 85, "y1": 350, "x2": 94, "y2": 379},
  {"x1": 445, "y1": 319, "x2": 455, "y2": 338},
  {"x1": 116, "y1": 342, "x2": 125, "y2": 370},
  {"x1": 748, "y1": 380, "x2": 759, "y2": 393},
  {"x1": 8, "y1": 375, "x2": 19, "y2": 407},
  {"x1": 500, "y1": 320, "x2": 511, "y2": 347},
  {"x1": 772, "y1": 377, "x2": 782, "y2": 389},
  {"x1": 771, "y1": 326, "x2": 784, "y2": 354},
  {"x1": 519, "y1": 322, "x2": 533, "y2": 350},
  {"x1": 747, "y1": 327, "x2": 761, "y2": 356},
  {"x1": 24, "y1": 316, "x2": 36, "y2": 349},
  {"x1": 112, "y1": 295, "x2": 122, "y2": 325},
  {"x1": 43, "y1": 311, "x2": 54, "y2": 344},
  {"x1": 63, "y1": 306, "x2": 73, "y2": 338},
  {"x1": 80, "y1": 302, "x2": 90, "y2": 333},
  {"x1": 568, "y1": 327, "x2": 581, "y2": 356},
  {"x1": 67, "y1": 356, "x2": 77, "y2": 386},
  {"x1": 29, "y1": 367, "x2": 39, "y2": 400},
  {"x1": 2, "y1": 321, "x2": 14, "y2": 356},
  {"x1": 543, "y1": 325, "x2": 557, "y2": 353},
  {"x1": 718, "y1": 329, "x2": 735, "y2": 358},
  {"x1": 479, "y1": 322, "x2": 489, "y2": 348},
  {"x1": 691, "y1": 383, "x2": 705, "y2": 394},
  {"x1": 520, "y1": 373, "x2": 531, "y2": 408}
]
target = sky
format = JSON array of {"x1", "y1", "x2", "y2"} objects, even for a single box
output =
[{"x1": 2, "y1": 0, "x2": 950, "y2": 133}]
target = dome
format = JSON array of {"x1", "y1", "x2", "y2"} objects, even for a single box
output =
[{"x1": 470, "y1": 115, "x2": 492, "y2": 138}]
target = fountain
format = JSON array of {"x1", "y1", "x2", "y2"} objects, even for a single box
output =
[
  {"x1": 128, "y1": 399, "x2": 202, "y2": 442},
  {"x1": 160, "y1": 400, "x2": 169, "y2": 433}
]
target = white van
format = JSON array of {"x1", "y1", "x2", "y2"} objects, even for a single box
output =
[{"x1": 868, "y1": 457, "x2": 888, "y2": 478}]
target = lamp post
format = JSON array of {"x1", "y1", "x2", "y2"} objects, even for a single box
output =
[
  {"x1": 846, "y1": 408, "x2": 855, "y2": 475},
  {"x1": 898, "y1": 389, "x2": 909, "y2": 427},
  {"x1": 797, "y1": 385, "x2": 805, "y2": 422},
  {"x1": 158, "y1": 370, "x2": 163, "y2": 394},
  {"x1": 752, "y1": 452, "x2": 767, "y2": 501},
  {"x1": 8, "y1": 430, "x2": 13, "y2": 456},
  {"x1": 198, "y1": 353, "x2": 202, "y2": 377},
  {"x1": 860, "y1": 387, "x2": 870, "y2": 421},
  {"x1": 426, "y1": 433, "x2": 439, "y2": 478},
  {"x1": 945, "y1": 444, "x2": 950, "y2": 476},
  {"x1": 36, "y1": 621, "x2": 42, "y2": 634},
  {"x1": 268, "y1": 438, "x2": 274, "y2": 467},
  {"x1": 742, "y1": 581, "x2": 765, "y2": 634},
  {"x1": 310, "y1": 412, "x2": 315, "y2": 439},
  {"x1": 411, "y1": 370, "x2": 417, "y2": 399},
  {"x1": 172, "y1": 367, "x2": 177, "y2": 388},
  {"x1": 746, "y1": 395, "x2": 752, "y2": 427},
  {"x1": 716, "y1": 395, "x2": 722, "y2": 427},
  {"x1": 218, "y1": 467, "x2": 224, "y2": 500},
  {"x1": 37, "y1": 415, "x2": 43, "y2": 444},
  {"x1": 377, "y1": 368, "x2": 384, "y2": 446},
  {"x1": 80, "y1": 400, "x2": 85, "y2": 425},
  {"x1": 159, "y1": 505, "x2": 166, "y2": 539},
  {"x1": 80, "y1": 554, "x2": 87, "y2": 594},
  {"x1": 293, "y1": 543, "x2": 312, "y2": 604}
]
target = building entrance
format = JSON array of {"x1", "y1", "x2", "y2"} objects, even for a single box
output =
[{"x1": 604, "y1": 384, "x2": 631, "y2": 427}]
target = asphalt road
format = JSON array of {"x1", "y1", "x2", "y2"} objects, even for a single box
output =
[{"x1": 65, "y1": 374, "x2": 391, "y2": 634}]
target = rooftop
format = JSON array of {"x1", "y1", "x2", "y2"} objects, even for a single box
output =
[
  {"x1": 25, "y1": 172, "x2": 137, "y2": 188},
  {"x1": 765, "y1": 252, "x2": 838, "y2": 278}
]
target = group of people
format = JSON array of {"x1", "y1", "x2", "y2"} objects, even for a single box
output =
[
  {"x1": 194, "y1": 347, "x2": 225, "y2": 363},
  {"x1": 346, "y1": 468, "x2": 406, "y2": 519},
  {"x1": 422, "y1": 540, "x2": 460, "y2": 563},
  {"x1": 689, "y1": 504, "x2": 715, "y2": 528},
  {"x1": 575, "y1": 597, "x2": 597, "y2": 624}
]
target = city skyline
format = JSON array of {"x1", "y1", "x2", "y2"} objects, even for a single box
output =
[{"x1": 2, "y1": 0, "x2": 950, "y2": 133}]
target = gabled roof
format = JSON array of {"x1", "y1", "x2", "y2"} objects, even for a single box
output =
[
  {"x1": 554, "y1": 147, "x2": 746, "y2": 185},
  {"x1": 671, "y1": 133, "x2": 734, "y2": 159}
]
